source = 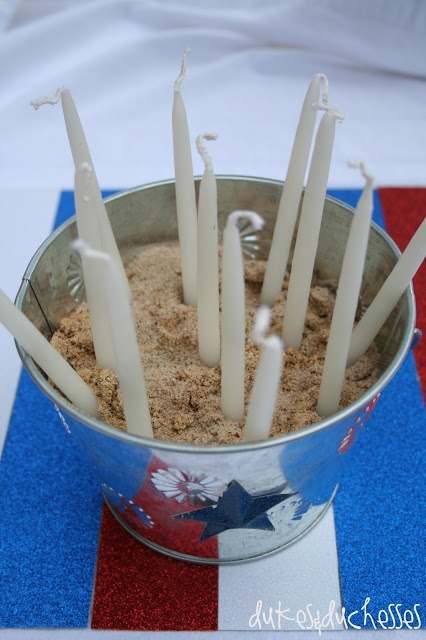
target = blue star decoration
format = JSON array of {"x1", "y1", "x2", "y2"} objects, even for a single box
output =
[{"x1": 173, "y1": 480, "x2": 296, "y2": 543}]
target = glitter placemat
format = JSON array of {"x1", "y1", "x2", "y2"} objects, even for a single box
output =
[{"x1": 0, "y1": 188, "x2": 424, "y2": 632}]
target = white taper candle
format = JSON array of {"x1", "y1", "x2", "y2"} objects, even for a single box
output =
[
  {"x1": 74, "y1": 163, "x2": 116, "y2": 369},
  {"x1": 32, "y1": 88, "x2": 94, "y2": 169},
  {"x1": 316, "y1": 162, "x2": 374, "y2": 418},
  {"x1": 347, "y1": 216, "x2": 426, "y2": 367},
  {"x1": 172, "y1": 49, "x2": 198, "y2": 307},
  {"x1": 243, "y1": 306, "x2": 284, "y2": 442},
  {"x1": 282, "y1": 104, "x2": 344, "y2": 350},
  {"x1": 196, "y1": 133, "x2": 220, "y2": 367},
  {"x1": 0, "y1": 289, "x2": 100, "y2": 418},
  {"x1": 32, "y1": 89, "x2": 131, "y2": 302},
  {"x1": 261, "y1": 73, "x2": 328, "y2": 306},
  {"x1": 73, "y1": 241, "x2": 153, "y2": 438},
  {"x1": 221, "y1": 210, "x2": 264, "y2": 422}
]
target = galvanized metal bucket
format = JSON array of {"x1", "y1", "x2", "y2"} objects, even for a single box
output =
[{"x1": 15, "y1": 176, "x2": 416, "y2": 563}]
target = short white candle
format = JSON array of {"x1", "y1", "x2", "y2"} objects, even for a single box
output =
[
  {"x1": 347, "y1": 215, "x2": 426, "y2": 367},
  {"x1": 243, "y1": 306, "x2": 284, "y2": 442},
  {"x1": 221, "y1": 210, "x2": 264, "y2": 422},
  {"x1": 261, "y1": 73, "x2": 327, "y2": 306},
  {"x1": 73, "y1": 241, "x2": 153, "y2": 439},
  {"x1": 316, "y1": 162, "x2": 374, "y2": 418},
  {"x1": 74, "y1": 163, "x2": 115, "y2": 369},
  {"x1": 196, "y1": 133, "x2": 220, "y2": 368},
  {"x1": 0, "y1": 289, "x2": 100, "y2": 418},
  {"x1": 172, "y1": 49, "x2": 198, "y2": 307},
  {"x1": 282, "y1": 104, "x2": 345, "y2": 350},
  {"x1": 32, "y1": 89, "x2": 131, "y2": 302}
]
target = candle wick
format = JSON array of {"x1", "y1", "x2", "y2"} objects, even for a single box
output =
[
  {"x1": 227, "y1": 209, "x2": 264, "y2": 232},
  {"x1": 251, "y1": 305, "x2": 271, "y2": 344},
  {"x1": 251, "y1": 305, "x2": 283, "y2": 351},
  {"x1": 312, "y1": 101, "x2": 345, "y2": 121},
  {"x1": 348, "y1": 159, "x2": 374, "y2": 183},
  {"x1": 196, "y1": 133, "x2": 218, "y2": 173},
  {"x1": 71, "y1": 239, "x2": 107, "y2": 263},
  {"x1": 31, "y1": 87, "x2": 64, "y2": 110},
  {"x1": 174, "y1": 47, "x2": 191, "y2": 93},
  {"x1": 313, "y1": 73, "x2": 329, "y2": 106}
]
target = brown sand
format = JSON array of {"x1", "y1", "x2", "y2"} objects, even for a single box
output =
[{"x1": 50, "y1": 243, "x2": 379, "y2": 444}]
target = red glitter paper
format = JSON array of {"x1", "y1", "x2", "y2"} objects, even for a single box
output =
[
  {"x1": 91, "y1": 506, "x2": 218, "y2": 630},
  {"x1": 378, "y1": 187, "x2": 426, "y2": 394}
]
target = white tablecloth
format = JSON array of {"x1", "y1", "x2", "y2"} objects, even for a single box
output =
[{"x1": 0, "y1": 0, "x2": 425, "y2": 192}]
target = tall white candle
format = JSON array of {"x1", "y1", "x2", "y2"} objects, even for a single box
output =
[
  {"x1": 316, "y1": 162, "x2": 374, "y2": 418},
  {"x1": 73, "y1": 241, "x2": 153, "y2": 438},
  {"x1": 74, "y1": 163, "x2": 115, "y2": 369},
  {"x1": 221, "y1": 210, "x2": 264, "y2": 422},
  {"x1": 261, "y1": 73, "x2": 327, "y2": 306},
  {"x1": 347, "y1": 215, "x2": 426, "y2": 367},
  {"x1": 0, "y1": 289, "x2": 100, "y2": 418},
  {"x1": 282, "y1": 104, "x2": 344, "y2": 350},
  {"x1": 196, "y1": 133, "x2": 220, "y2": 367},
  {"x1": 32, "y1": 88, "x2": 94, "y2": 169},
  {"x1": 32, "y1": 89, "x2": 131, "y2": 302},
  {"x1": 243, "y1": 306, "x2": 284, "y2": 442},
  {"x1": 172, "y1": 48, "x2": 198, "y2": 307}
]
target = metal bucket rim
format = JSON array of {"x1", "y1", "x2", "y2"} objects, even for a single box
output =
[{"x1": 15, "y1": 175, "x2": 416, "y2": 454}]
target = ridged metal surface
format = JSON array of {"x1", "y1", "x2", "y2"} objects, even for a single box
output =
[{"x1": 15, "y1": 177, "x2": 416, "y2": 563}]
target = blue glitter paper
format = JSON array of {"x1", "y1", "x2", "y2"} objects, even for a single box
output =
[
  {"x1": 330, "y1": 189, "x2": 426, "y2": 630},
  {"x1": 0, "y1": 371, "x2": 103, "y2": 627},
  {"x1": 0, "y1": 190, "x2": 115, "y2": 628},
  {"x1": 334, "y1": 353, "x2": 426, "y2": 629}
]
